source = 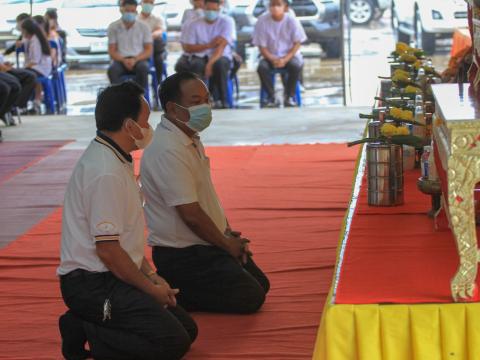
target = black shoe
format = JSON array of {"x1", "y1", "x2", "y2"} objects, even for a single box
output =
[
  {"x1": 0, "y1": 130, "x2": 3, "y2": 143},
  {"x1": 283, "y1": 97, "x2": 297, "y2": 108},
  {"x1": 59, "y1": 312, "x2": 91, "y2": 360}
]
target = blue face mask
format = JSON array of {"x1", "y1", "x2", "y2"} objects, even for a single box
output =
[
  {"x1": 141, "y1": 3, "x2": 154, "y2": 14},
  {"x1": 204, "y1": 10, "x2": 219, "y2": 22},
  {"x1": 122, "y1": 11, "x2": 137, "y2": 23},
  {"x1": 176, "y1": 103, "x2": 213, "y2": 132}
]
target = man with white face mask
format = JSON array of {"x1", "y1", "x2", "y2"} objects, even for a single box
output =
[
  {"x1": 57, "y1": 81, "x2": 197, "y2": 360},
  {"x1": 141, "y1": 72, "x2": 270, "y2": 314}
]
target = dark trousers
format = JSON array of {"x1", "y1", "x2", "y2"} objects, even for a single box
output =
[
  {"x1": 0, "y1": 72, "x2": 20, "y2": 117},
  {"x1": 153, "y1": 37, "x2": 167, "y2": 84},
  {"x1": 257, "y1": 57, "x2": 302, "y2": 100},
  {"x1": 152, "y1": 245, "x2": 270, "y2": 314},
  {"x1": 60, "y1": 270, "x2": 198, "y2": 360},
  {"x1": 107, "y1": 60, "x2": 149, "y2": 89},
  {"x1": 9, "y1": 68, "x2": 36, "y2": 108},
  {"x1": 174, "y1": 55, "x2": 231, "y2": 107}
]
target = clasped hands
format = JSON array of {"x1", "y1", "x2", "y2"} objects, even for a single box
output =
[
  {"x1": 148, "y1": 272, "x2": 179, "y2": 308},
  {"x1": 122, "y1": 57, "x2": 137, "y2": 71},
  {"x1": 225, "y1": 228, "x2": 253, "y2": 264},
  {"x1": 272, "y1": 57, "x2": 288, "y2": 69}
]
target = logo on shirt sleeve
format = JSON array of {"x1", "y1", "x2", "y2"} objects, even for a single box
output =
[{"x1": 96, "y1": 222, "x2": 117, "y2": 233}]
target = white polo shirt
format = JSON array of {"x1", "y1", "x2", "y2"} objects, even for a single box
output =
[
  {"x1": 57, "y1": 133, "x2": 145, "y2": 276},
  {"x1": 182, "y1": 15, "x2": 233, "y2": 59},
  {"x1": 141, "y1": 116, "x2": 227, "y2": 248},
  {"x1": 107, "y1": 19, "x2": 152, "y2": 58}
]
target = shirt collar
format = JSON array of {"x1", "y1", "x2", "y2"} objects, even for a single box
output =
[
  {"x1": 94, "y1": 131, "x2": 133, "y2": 164},
  {"x1": 160, "y1": 115, "x2": 199, "y2": 146}
]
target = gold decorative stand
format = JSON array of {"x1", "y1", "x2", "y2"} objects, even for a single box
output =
[{"x1": 432, "y1": 83, "x2": 480, "y2": 301}]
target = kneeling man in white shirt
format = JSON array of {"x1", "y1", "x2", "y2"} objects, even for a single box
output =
[{"x1": 141, "y1": 72, "x2": 270, "y2": 314}]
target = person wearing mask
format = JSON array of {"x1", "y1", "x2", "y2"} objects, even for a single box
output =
[
  {"x1": 107, "y1": 0, "x2": 153, "y2": 89},
  {"x1": 20, "y1": 18, "x2": 53, "y2": 113},
  {"x1": 176, "y1": 0, "x2": 205, "y2": 74},
  {"x1": 57, "y1": 81, "x2": 197, "y2": 360},
  {"x1": 137, "y1": 0, "x2": 167, "y2": 85},
  {"x1": 141, "y1": 72, "x2": 270, "y2": 314},
  {"x1": 252, "y1": 0, "x2": 306, "y2": 107},
  {"x1": 0, "y1": 56, "x2": 36, "y2": 123},
  {"x1": 180, "y1": 0, "x2": 234, "y2": 108},
  {"x1": 3, "y1": 13, "x2": 30, "y2": 56},
  {"x1": 181, "y1": 0, "x2": 205, "y2": 26}
]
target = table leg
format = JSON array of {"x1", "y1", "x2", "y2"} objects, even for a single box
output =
[{"x1": 448, "y1": 156, "x2": 480, "y2": 302}]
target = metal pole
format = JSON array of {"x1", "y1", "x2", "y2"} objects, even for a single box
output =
[
  {"x1": 30, "y1": 0, "x2": 33, "y2": 15},
  {"x1": 340, "y1": 0, "x2": 346, "y2": 106}
]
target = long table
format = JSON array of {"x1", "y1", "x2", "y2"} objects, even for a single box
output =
[{"x1": 313, "y1": 143, "x2": 480, "y2": 360}]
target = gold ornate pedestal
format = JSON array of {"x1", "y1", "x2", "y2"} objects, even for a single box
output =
[{"x1": 432, "y1": 83, "x2": 480, "y2": 302}]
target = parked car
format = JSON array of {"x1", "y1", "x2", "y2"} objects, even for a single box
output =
[
  {"x1": 0, "y1": 0, "x2": 61, "y2": 47},
  {"x1": 391, "y1": 0, "x2": 468, "y2": 54},
  {"x1": 231, "y1": 0, "x2": 341, "y2": 59},
  {"x1": 348, "y1": 0, "x2": 391, "y2": 26},
  {"x1": 58, "y1": 0, "x2": 166, "y2": 65},
  {"x1": 162, "y1": 0, "x2": 190, "y2": 32}
]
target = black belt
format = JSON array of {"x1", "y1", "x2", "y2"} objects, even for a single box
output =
[{"x1": 61, "y1": 268, "x2": 107, "y2": 279}]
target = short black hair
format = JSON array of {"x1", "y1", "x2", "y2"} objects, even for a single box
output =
[
  {"x1": 122, "y1": 0, "x2": 138, "y2": 6},
  {"x1": 16, "y1": 13, "x2": 30, "y2": 22},
  {"x1": 95, "y1": 81, "x2": 145, "y2": 132},
  {"x1": 45, "y1": 9, "x2": 58, "y2": 20},
  {"x1": 205, "y1": 0, "x2": 220, "y2": 4},
  {"x1": 159, "y1": 72, "x2": 201, "y2": 111}
]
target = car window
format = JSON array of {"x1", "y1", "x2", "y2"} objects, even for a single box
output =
[{"x1": 61, "y1": 0, "x2": 119, "y2": 8}]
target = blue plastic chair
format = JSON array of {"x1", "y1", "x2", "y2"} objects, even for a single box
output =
[
  {"x1": 16, "y1": 46, "x2": 56, "y2": 114},
  {"x1": 260, "y1": 68, "x2": 302, "y2": 107},
  {"x1": 149, "y1": 32, "x2": 168, "y2": 109}
]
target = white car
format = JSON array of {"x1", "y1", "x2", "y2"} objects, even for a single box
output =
[
  {"x1": 163, "y1": 0, "x2": 190, "y2": 32},
  {"x1": 391, "y1": 0, "x2": 468, "y2": 54},
  {"x1": 348, "y1": 0, "x2": 391, "y2": 26},
  {"x1": 59, "y1": 0, "x2": 167, "y2": 65},
  {"x1": 0, "y1": 0, "x2": 61, "y2": 45}
]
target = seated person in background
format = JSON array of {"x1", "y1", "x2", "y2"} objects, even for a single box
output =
[
  {"x1": 175, "y1": 0, "x2": 205, "y2": 74},
  {"x1": 0, "y1": 68, "x2": 20, "y2": 126},
  {"x1": 33, "y1": 15, "x2": 59, "y2": 68},
  {"x1": 57, "y1": 81, "x2": 197, "y2": 360},
  {"x1": 107, "y1": 0, "x2": 152, "y2": 89},
  {"x1": 137, "y1": 0, "x2": 167, "y2": 85},
  {"x1": 181, "y1": 0, "x2": 205, "y2": 26},
  {"x1": 141, "y1": 72, "x2": 270, "y2": 314},
  {"x1": 0, "y1": 56, "x2": 36, "y2": 123},
  {"x1": 20, "y1": 18, "x2": 52, "y2": 114},
  {"x1": 44, "y1": 9, "x2": 65, "y2": 66},
  {"x1": 179, "y1": 0, "x2": 234, "y2": 108},
  {"x1": 252, "y1": 0, "x2": 306, "y2": 107},
  {"x1": 3, "y1": 13, "x2": 30, "y2": 56}
]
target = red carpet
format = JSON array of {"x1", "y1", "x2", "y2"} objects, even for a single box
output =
[
  {"x1": 0, "y1": 141, "x2": 70, "y2": 184},
  {"x1": 0, "y1": 144, "x2": 358, "y2": 359},
  {"x1": 335, "y1": 168, "x2": 479, "y2": 304}
]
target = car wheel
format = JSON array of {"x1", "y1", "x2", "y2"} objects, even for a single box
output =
[
  {"x1": 322, "y1": 40, "x2": 341, "y2": 59},
  {"x1": 391, "y1": 2, "x2": 410, "y2": 44},
  {"x1": 415, "y1": 8, "x2": 436, "y2": 54},
  {"x1": 349, "y1": 0, "x2": 375, "y2": 26}
]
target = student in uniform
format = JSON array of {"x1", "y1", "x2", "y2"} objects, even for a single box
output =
[
  {"x1": 137, "y1": 0, "x2": 167, "y2": 84},
  {"x1": 252, "y1": 0, "x2": 307, "y2": 107},
  {"x1": 177, "y1": 0, "x2": 233, "y2": 108},
  {"x1": 141, "y1": 72, "x2": 270, "y2": 314},
  {"x1": 57, "y1": 81, "x2": 197, "y2": 360},
  {"x1": 107, "y1": 0, "x2": 153, "y2": 89}
]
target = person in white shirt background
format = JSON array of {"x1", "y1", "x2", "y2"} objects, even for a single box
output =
[
  {"x1": 20, "y1": 18, "x2": 53, "y2": 114},
  {"x1": 252, "y1": 0, "x2": 307, "y2": 108},
  {"x1": 57, "y1": 81, "x2": 197, "y2": 360},
  {"x1": 141, "y1": 72, "x2": 270, "y2": 314},
  {"x1": 178, "y1": 0, "x2": 234, "y2": 109},
  {"x1": 137, "y1": 0, "x2": 167, "y2": 85},
  {"x1": 107, "y1": 0, "x2": 152, "y2": 89}
]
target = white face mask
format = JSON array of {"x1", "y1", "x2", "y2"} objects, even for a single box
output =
[{"x1": 129, "y1": 120, "x2": 153, "y2": 149}]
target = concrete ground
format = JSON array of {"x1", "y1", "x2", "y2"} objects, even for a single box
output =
[{"x1": 2, "y1": 106, "x2": 369, "y2": 148}]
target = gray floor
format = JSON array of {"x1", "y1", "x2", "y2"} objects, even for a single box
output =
[{"x1": 2, "y1": 106, "x2": 369, "y2": 148}]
